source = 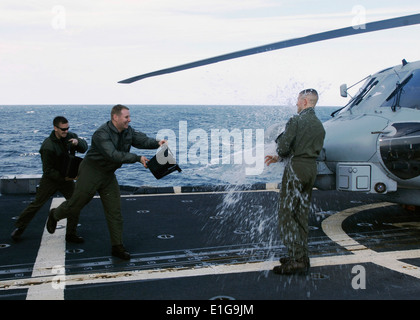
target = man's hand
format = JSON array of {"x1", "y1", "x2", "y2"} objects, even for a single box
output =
[
  {"x1": 68, "y1": 138, "x2": 79, "y2": 146},
  {"x1": 158, "y1": 139, "x2": 167, "y2": 146},
  {"x1": 264, "y1": 155, "x2": 279, "y2": 166},
  {"x1": 140, "y1": 156, "x2": 149, "y2": 168}
]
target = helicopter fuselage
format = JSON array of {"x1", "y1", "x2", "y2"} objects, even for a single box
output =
[{"x1": 315, "y1": 60, "x2": 420, "y2": 206}]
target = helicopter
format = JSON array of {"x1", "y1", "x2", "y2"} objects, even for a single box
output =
[
  {"x1": 118, "y1": 13, "x2": 420, "y2": 206},
  {"x1": 315, "y1": 58, "x2": 420, "y2": 206}
]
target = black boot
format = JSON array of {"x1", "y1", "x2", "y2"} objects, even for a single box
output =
[
  {"x1": 112, "y1": 244, "x2": 131, "y2": 260},
  {"x1": 11, "y1": 228, "x2": 25, "y2": 241},
  {"x1": 65, "y1": 234, "x2": 84, "y2": 243},
  {"x1": 46, "y1": 209, "x2": 57, "y2": 234},
  {"x1": 279, "y1": 256, "x2": 291, "y2": 264},
  {"x1": 273, "y1": 257, "x2": 310, "y2": 275}
]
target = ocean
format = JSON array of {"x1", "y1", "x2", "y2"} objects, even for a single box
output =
[{"x1": 0, "y1": 105, "x2": 337, "y2": 188}]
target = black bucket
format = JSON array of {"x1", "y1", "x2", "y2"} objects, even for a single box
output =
[{"x1": 147, "y1": 145, "x2": 181, "y2": 180}]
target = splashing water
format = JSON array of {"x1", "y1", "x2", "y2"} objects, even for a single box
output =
[
  {"x1": 200, "y1": 98, "x2": 335, "y2": 265},
  {"x1": 201, "y1": 105, "x2": 296, "y2": 256}
]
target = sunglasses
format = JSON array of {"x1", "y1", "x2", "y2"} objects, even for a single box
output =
[{"x1": 58, "y1": 126, "x2": 70, "y2": 131}]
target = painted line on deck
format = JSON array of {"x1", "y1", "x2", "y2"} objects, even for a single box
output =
[
  {"x1": 2, "y1": 198, "x2": 420, "y2": 296},
  {"x1": 321, "y1": 202, "x2": 420, "y2": 279},
  {"x1": 120, "y1": 186, "x2": 280, "y2": 198},
  {"x1": 25, "y1": 198, "x2": 66, "y2": 300},
  {"x1": 2, "y1": 248, "x2": 420, "y2": 292}
]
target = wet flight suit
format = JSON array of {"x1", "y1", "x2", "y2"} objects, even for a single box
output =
[
  {"x1": 276, "y1": 107, "x2": 325, "y2": 262},
  {"x1": 52, "y1": 121, "x2": 160, "y2": 246},
  {"x1": 15, "y1": 131, "x2": 88, "y2": 235}
]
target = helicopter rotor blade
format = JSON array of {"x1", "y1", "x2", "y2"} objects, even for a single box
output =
[{"x1": 118, "y1": 13, "x2": 420, "y2": 84}]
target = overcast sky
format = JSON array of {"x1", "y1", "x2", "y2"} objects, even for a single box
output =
[{"x1": 1, "y1": 0, "x2": 420, "y2": 106}]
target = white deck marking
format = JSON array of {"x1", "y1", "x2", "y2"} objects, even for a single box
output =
[
  {"x1": 26, "y1": 198, "x2": 66, "y2": 300},
  {"x1": 2, "y1": 248, "x2": 420, "y2": 291}
]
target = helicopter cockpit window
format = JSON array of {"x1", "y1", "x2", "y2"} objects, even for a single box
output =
[
  {"x1": 336, "y1": 77, "x2": 376, "y2": 115},
  {"x1": 350, "y1": 77, "x2": 378, "y2": 108},
  {"x1": 381, "y1": 69, "x2": 420, "y2": 110}
]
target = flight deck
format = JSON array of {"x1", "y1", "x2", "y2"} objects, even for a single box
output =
[{"x1": 1, "y1": 185, "x2": 420, "y2": 302}]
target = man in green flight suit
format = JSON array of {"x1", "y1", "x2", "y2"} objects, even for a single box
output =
[
  {"x1": 11, "y1": 116, "x2": 88, "y2": 243},
  {"x1": 46, "y1": 105, "x2": 166, "y2": 260},
  {"x1": 265, "y1": 89, "x2": 325, "y2": 275}
]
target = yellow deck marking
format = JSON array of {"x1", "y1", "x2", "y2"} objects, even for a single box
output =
[{"x1": 322, "y1": 202, "x2": 420, "y2": 279}]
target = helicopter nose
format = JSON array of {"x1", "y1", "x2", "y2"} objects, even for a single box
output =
[{"x1": 379, "y1": 122, "x2": 420, "y2": 180}]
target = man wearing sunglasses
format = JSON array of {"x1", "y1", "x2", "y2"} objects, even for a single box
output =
[{"x1": 11, "y1": 116, "x2": 88, "y2": 243}]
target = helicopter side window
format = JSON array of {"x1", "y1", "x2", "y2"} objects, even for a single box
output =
[
  {"x1": 381, "y1": 70, "x2": 420, "y2": 110},
  {"x1": 350, "y1": 77, "x2": 378, "y2": 108}
]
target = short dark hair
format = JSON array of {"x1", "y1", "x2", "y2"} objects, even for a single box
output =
[
  {"x1": 111, "y1": 104, "x2": 129, "y2": 119},
  {"x1": 299, "y1": 88, "x2": 318, "y2": 96},
  {"x1": 299, "y1": 88, "x2": 319, "y2": 105},
  {"x1": 53, "y1": 116, "x2": 68, "y2": 127}
]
